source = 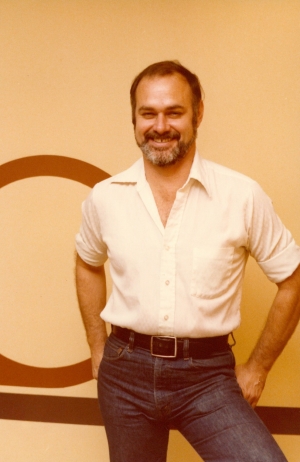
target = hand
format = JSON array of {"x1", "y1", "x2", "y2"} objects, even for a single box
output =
[
  {"x1": 90, "y1": 345, "x2": 105, "y2": 380},
  {"x1": 235, "y1": 362, "x2": 267, "y2": 408}
]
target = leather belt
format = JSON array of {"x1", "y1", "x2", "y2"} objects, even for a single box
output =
[{"x1": 111, "y1": 325, "x2": 230, "y2": 359}]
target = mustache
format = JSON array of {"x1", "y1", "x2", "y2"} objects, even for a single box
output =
[{"x1": 144, "y1": 131, "x2": 180, "y2": 142}]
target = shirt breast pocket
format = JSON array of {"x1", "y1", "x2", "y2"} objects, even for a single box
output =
[{"x1": 190, "y1": 247, "x2": 234, "y2": 299}]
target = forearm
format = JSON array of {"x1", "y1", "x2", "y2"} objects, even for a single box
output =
[
  {"x1": 236, "y1": 264, "x2": 300, "y2": 407},
  {"x1": 248, "y1": 264, "x2": 300, "y2": 374},
  {"x1": 75, "y1": 254, "x2": 108, "y2": 351}
]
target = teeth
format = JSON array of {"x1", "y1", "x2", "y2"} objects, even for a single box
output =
[{"x1": 155, "y1": 138, "x2": 171, "y2": 143}]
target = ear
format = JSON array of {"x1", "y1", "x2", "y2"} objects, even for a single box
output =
[{"x1": 196, "y1": 100, "x2": 204, "y2": 127}]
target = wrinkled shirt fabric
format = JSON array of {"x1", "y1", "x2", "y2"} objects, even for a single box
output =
[{"x1": 76, "y1": 152, "x2": 300, "y2": 337}]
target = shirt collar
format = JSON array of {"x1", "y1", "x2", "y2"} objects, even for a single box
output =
[
  {"x1": 110, "y1": 158, "x2": 144, "y2": 184},
  {"x1": 110, "y1": 151, "x2": 211, "y2": 197},
  {"x1": 188, "y1": 151, "x2": 211, "y2": 197}
]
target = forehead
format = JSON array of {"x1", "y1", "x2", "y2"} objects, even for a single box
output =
[{"x1": 135, "y1": 73, "x2": 193, "y2": 110}]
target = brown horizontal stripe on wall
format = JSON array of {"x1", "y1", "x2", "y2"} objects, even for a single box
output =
[
  {"x1": 0, "y1": 393, "x2": 300, "y2": 434},
  {"x1": 0, "y1": 393, "x2": 103, "y2": 426},
  {"x1": 255, "y1": 406, "x2": 300, "y2": 436}
]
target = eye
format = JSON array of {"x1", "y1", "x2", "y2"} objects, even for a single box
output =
[
  {"x1": 140, "y1": 111, "x2": 155, "y2": 119},
  {"x1": 168, "y1": 111, "x2": 182, "y2": 118}
]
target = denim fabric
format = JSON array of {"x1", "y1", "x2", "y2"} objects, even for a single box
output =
[{"x1": 98, "y1": 333, "x2": 287, "y2": 462}]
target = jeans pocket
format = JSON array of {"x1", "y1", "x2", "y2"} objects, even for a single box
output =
[
  {"x1": 102, "y1": 334, "x2": 128, "y2": 362},
  {"x1": 190, "y1": 350, "x2": 235, "y2": 371}
]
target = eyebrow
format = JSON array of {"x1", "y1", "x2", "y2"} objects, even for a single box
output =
[{"x1": 137, "y1": 105, "x2": 185, "y2": 113}]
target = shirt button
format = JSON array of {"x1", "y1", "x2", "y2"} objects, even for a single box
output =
[
  {"x1": 164, "y1": 315, "x2": 169, "y2": 320},
  {"x1": 165, "y1": 245, "x2": 170, "y2": 251},
  {"x1": 165, "y1": 280, "x2": 170, "y2": 285}
]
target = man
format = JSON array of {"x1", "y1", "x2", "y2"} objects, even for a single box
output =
[{"x1": 75, "y1": 61, "x2": 300, "y2": 461}]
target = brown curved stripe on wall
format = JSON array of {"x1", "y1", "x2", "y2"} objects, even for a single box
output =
[
  {"x1": 0, "y1": 154, "x2": 110, "y2": 188},
  {"x1": 0, "y1": 354, "x2": 93, "y2": 388},
  {"x1": 0, "y1": 155, "x2": 110, "y2": 388}
]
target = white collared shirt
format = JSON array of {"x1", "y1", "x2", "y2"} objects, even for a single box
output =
[{"x1": 75, "y1": 152, "x2": 300, "y2": 337}]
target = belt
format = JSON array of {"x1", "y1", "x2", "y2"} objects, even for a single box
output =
[{"x1": 111, "y1": 325, "x2": 230, "y2": 359}]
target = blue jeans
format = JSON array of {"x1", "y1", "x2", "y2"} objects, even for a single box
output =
[{"x1": 98, "y1": 333, "x2": 287, "y2": 462}]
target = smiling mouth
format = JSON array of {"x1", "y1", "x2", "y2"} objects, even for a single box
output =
[
  {"x1": 151, "y1": 138, "x2": 174, "y2": 143},
  {"x1": 145, "y1": 133, "x2": 180, "y2": 144}
]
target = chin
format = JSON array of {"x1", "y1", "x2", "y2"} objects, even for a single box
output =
[{"x1": 147, "y1": 151, "x2": 185, "y2": 167}]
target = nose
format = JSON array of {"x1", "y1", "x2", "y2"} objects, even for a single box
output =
[{"x1": 153, "y1": 113, "x2": 169, "y2": 134}]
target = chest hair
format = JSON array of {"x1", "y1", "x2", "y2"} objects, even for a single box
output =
[{"x1": 151, "y1": 185, "x2": 177, "y2": 227}]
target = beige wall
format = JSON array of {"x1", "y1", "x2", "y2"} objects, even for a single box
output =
[{"x1": 0, "y1": 1, "x2": 299, "y2": 460}]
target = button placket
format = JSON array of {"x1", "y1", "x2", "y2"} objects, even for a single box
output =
[{"x1": 158, "y1": 182, "x2": 192, "y2": 335}]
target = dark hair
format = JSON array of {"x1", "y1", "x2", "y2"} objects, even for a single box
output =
[{"x1": 130, "y1": 60, "x2": 203, "y2": 125}]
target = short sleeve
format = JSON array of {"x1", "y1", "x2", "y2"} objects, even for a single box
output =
[
  {"x1": 75, "y1": 189, "x2": 108, "y2": 267},
  {"x1": 246, "y1": 182, "x2": 300, "y2": 283}
]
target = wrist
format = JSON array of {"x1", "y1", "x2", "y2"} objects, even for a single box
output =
[
  {"x1": 245, "y1": 357, "x2": 270, "y2": 380},
  {"x1": 87, "y1": 332, "x2": 107, "y2": 350}
]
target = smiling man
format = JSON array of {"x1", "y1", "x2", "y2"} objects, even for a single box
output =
[
  {"x1": 75, "y1": 61, "x2": 300, "y2": 461},
  {"x1": 134, "y1": 73, "x2": 200, "y2": 167}
]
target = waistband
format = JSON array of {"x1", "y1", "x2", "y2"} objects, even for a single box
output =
[{"x1": 111, "y1": 325, "x2": 230, "y2": 359}]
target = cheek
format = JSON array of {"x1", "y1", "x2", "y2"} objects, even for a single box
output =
[
  {"x1": 134, "y1": 128, "x2": 146, "y2": 146},
  {"x1": 181, "y1": 123, "x2": 195, "y2": 138},
  {"x1": 135, "y1": 123, "x2": 151, "y2": 140},
  {"x1": 134, "y1": 125, "x2": 142, "y2": 140}
]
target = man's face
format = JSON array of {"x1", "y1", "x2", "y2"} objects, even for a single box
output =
[{"x1": 134, "y1": 74, "x2": 202, "y2": 167}]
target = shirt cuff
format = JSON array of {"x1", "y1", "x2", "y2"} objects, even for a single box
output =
[
  {"x1": 75, "y1": 233, "x2": 107, "y2": 267},
  {"x1": 258, "y1": 241, "x2": 300, "y2": 283}
]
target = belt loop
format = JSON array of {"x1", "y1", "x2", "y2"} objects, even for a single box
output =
[
  {"x1": 229, "y1": 332, "x2": 236, "y2": 347},
  {"x1": 183, "y1": 339, "x2": 189, "y2": 360},
  {"x1": 128, "y1": 331, "x2": 135, "y2": 353}
]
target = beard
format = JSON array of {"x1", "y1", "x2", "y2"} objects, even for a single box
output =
[{"x1": 137, "y1": 129, "x2": 197, "y2": 167}]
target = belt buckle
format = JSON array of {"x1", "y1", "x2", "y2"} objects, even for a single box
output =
[{"x1": 150, "y1": 336, "x2": 177, "y2": 358}]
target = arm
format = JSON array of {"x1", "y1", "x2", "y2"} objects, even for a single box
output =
[
  {"x1": 235, "y1": 264, "x2": 300, "y2": 408},
  {"x1": 75, "y1": 253, "x2": 108, "y2": 379}
]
